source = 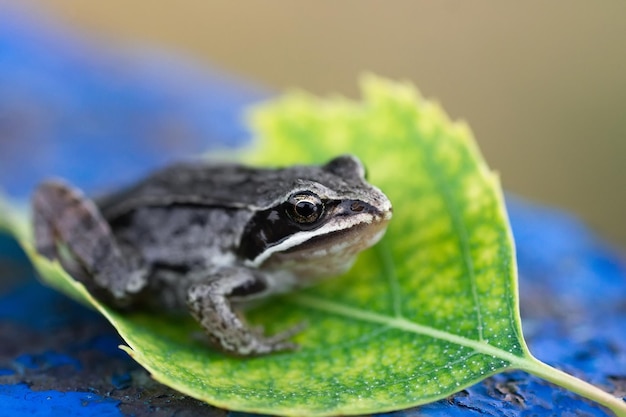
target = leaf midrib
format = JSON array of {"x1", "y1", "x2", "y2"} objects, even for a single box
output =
[{"x1": 292, "y1": 293, "x2": 525, "y2": 367}]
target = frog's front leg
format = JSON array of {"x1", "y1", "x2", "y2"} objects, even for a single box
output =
[
  {"x1": 187, "y1": 268, "x2": 302, "y2": 356},
  {"x1": 32, "y1": 180, "x2": 147, "y2": 306}
]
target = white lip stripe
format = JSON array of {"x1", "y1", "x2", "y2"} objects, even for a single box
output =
[{"x1": 244, "y1": 212, "x2": 382, "y2": 268}]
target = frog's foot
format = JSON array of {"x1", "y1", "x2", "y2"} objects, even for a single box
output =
[
  {"x1": 256, "y1": 322, "x2": 307, "y2": 351},
  {"x1": 187, "y1": 269, "x2": 301, "y2": 356},
  {"x1": 247, "y1": 327, "x2": 300, "y2": 355},
  {"x1": 32, "y1": 180, "x2": 147, "y2": 306}
]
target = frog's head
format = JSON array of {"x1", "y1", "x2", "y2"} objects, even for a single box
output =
[{"x1": 239, "y1": 155, "x2": 392, "y2": 280}]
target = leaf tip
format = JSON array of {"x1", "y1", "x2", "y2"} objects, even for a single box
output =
[
  {"x1": 359, "y1": 73, "x2": 425, "y2": 105},
  {"x1": 118, "y1": 345, "x2": 135, "y2": 356}
]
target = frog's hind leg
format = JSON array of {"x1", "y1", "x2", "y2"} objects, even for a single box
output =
[{"x1": 32, "y1": 180, "x2": 147, "y2": 306}]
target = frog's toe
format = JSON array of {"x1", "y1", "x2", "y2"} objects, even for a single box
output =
[
  {"x1": 229, "y1": 328, "x2": 303, "y2": 356},
  {"x1": 246, "y1": 322, "x2": 306, "y2": 355},
  {"x1": 249, "y1": 336, "x2": 299, "y2": 356},
  {"x1": 266, "y1": 321, "x2": 307, "y2": 344},
  {"x1": 262, "y1": 339, "x2": 299, "y2": 354}
]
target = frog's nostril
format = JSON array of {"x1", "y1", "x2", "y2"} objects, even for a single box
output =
[{"x1": 350, "y1": 202, "x2": 365, "y2": 212}]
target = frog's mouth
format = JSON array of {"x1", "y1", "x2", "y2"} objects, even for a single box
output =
[
  {"x1": 247, "y1": 207, "x2": 392, "y2": 269},
  {"x1": 281, "y1": 217, "x2": 389, "y2": 255}
]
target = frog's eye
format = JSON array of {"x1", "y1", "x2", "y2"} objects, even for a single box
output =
[{"x1": 286, "y1": 191, "x2": 324, "y2": 224}]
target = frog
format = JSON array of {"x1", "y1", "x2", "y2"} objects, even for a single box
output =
[{"x1": 32, "y1": 155, "x2": 392, "y2": 356}]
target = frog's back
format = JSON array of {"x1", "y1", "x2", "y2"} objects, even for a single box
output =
[
  {"x1": 96, "y1": 161, "x2": 307, "y2": 222},
  {"x1": 94, "y1": 162, "x2": 265, "y2": 283}
]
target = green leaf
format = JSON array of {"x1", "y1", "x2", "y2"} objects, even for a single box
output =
[{"x1": 1, "y1": 75, "x2": 624, "y2": 416}]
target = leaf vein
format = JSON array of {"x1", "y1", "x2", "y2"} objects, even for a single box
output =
[{"x1": 293, "y1": 294, "x2": 521, "y2": 364}]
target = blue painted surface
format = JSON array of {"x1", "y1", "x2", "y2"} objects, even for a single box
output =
[
  {"x1": 0, "y1": 6, "x2": 625, "y2": 417},
  {"x1": 0, "y1": 383, "x2": 121, "y2": 417}
]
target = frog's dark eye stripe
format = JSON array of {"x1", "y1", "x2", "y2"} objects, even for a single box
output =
[{"x1": 238, "y1": 196, "x2": 335, "y2": 261}]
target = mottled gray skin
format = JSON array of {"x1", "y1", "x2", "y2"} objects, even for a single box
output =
[{"x1": 32, "y1": 155, "x2": 392, "y2": 356}]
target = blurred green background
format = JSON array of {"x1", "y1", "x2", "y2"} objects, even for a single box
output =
[{"x1": 17, "y1": 1, "x2": 626, "y2": 248}]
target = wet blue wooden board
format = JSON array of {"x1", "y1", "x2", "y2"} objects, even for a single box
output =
[{"x1": 0, "y1": 8, "x2": 625, "y2": 417}]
